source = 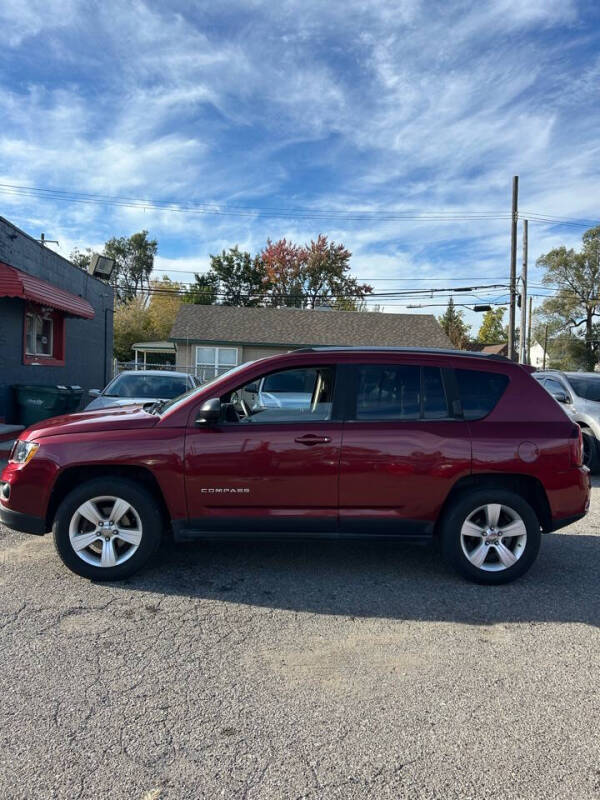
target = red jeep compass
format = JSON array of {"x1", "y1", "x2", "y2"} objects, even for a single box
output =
[{"x1": 0, "y1": 348, "x2": 590, "y2": 584}]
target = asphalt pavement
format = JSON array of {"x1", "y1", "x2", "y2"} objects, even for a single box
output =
[{"x1": 1, "y1": 482, "x2": 599, "y2": 799}]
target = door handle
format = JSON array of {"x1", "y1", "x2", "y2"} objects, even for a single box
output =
[{"x1": 294, "y1": 434, "x2": 331, "y2": 445}]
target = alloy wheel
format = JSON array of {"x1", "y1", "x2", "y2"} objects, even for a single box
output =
[
  {"x1": 460, "y1": 503, "x2": 527, "y2": 572},
  {"x1": 68, "y1": 495, "x2": 143, "y2": 568}
]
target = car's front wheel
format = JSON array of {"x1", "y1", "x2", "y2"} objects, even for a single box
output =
[
  {"x1": 440, "y1": 489, "x2": 541, "y2": 584},
  {"x1": 581, "y1": 429, "x2": 600, "y2": 473},
  {"x1": 53, "y1": 478, "x2": 163, "y2": 580}
]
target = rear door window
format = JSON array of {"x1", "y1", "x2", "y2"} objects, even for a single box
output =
[
  {"x1": 422, "y1": 366, "x2": 449, "y2": 419},
  {"x1": 455, "y1": 369, "x2": 509, "y2": 420},
  {"x1": 353, "y1": 365, "x2": 449, "y2": 420}
]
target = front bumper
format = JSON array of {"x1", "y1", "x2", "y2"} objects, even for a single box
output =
[{"x1": 0, "y1": 502, "x2": 47, "y2": 535}]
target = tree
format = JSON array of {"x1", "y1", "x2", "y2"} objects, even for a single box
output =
[
  {"x1": 260, "y1": 235, "x2": 372, "y2": 309},
  {"x1": 438, "y1": 298, "x2": 471, "y2": 349},
  {"x1": 261, "y1": 238, "x2": 304, "y2": 307},
  {"x1": 536, "y1": 225, "x2": 600, "y2": 371},
  {"x1": 183, "y1": 272, "x2": 219, "y2": 305},
  {"x1": 147, "y1": 277, "x2": 183, "y2": 340},
  {"x1": 105, "y1": 230, "x2": 158, "y2": 302},
  {"x1": 477, "y1": 307, "x2": 507, "y2": 344},
  {"x1": 206, "y1": 246, "x2": 268, "y2": 306},
  {"x1": 113, "y1": 296, "x2": 152, "y2": 361},
  {"x1": 112, "y1": 277, "x2": 183, "y2": 361},
  {"x1": 302, "y1": 235, "x2": 372, "y2": 309},
  {"x1": 71, "y1": 231, "x2": 158, "y2": 303},
  {"x1": 532, "y1": 316, "x2": 590, "y2": 371},
  {"x1": 332, "y1": 297, "x2": 379, "y2": 312},
  {"x1": 70, "y1": 247, "x2": 93, "y2": 270}
]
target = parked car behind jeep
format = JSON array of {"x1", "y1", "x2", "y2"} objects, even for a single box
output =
[
  {"x1": 86, "y1": 370, "x2": 198, "y2": 411},
  {"x1": 533, "y1": 370, "x2": 600, "y2": 472},
  {"x1": 0, "y1": 348, "x2": 590, "y2": 585}
]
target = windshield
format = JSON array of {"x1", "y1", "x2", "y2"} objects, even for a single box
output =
[
  {"x1": 158, "y1": 362, "x2": 251, "y2": 415},
  {"x1": 568, "y1": 376, "x2": 600, "y2": 402},
  {"x1": 105, "y1": 373, "x2": 189, "y2": 399}
]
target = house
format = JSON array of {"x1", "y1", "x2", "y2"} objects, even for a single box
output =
[
  {"x1": 471, "y1": 342, "x2": 509, "y2": 357},
  {"x1": 169, "y1": 304, "x2": 453, "y2": 380},
  {"x1": 0, "y1": 217, "x2": 114, "y2": 425},
  {"x1": 469, "y1": 341, "x2": 547, "y2": 367},
  {"x1": 529, "y1": 341, "x2": 546, "y2": 369}
]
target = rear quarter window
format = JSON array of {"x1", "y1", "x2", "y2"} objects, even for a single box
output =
[{"x1": 455, "y1": 368, "x2": 509, "y2": 420}]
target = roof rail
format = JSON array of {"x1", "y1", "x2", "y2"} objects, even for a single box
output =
[{"x1": 293, "y1": 346, "x2": 511, "y2": 362}]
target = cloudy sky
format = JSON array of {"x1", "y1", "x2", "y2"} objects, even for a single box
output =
[{"x1": 0, "y1": 0, "x2": 599, "y2": 324}]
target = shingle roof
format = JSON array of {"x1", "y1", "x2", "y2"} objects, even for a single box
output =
[
  {"x1": 170, "y1": 305, "x2": 453, "y2": 349},
  {"x1": 481, "y1": 343, "x2": 508, "y2": 355}
]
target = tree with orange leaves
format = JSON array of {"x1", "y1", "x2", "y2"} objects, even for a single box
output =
[{"x1": 260, "y1": 235, "x2": 372, "y2": 309}]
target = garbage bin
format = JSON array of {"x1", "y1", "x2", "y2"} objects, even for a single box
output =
[
  {"x1": 65, "y1": 386, "x2": 84, "y2": 413},
  {"x1": 13, "y1": 385, "x2": 70, "y2": 428}
]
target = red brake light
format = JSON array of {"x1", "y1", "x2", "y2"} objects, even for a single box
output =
[{"x1": 570, "y1": 425, "x2": 583, "y2": 467}]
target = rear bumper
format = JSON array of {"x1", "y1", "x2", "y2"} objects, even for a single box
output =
[
  {"x1": 0, "y1": 503, "x2": 47, "y2": 535},
  {"x1": 548, "y1": 511, "x2": 588, "y2": 532},
  {"x1": 546, "y1": 466, "x2": 590, "y2": 532}
]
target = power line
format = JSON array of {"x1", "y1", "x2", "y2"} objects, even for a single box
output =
[
  {"x1": 138, "y1": 281, "x2": 509, "y2": 301},
  {"x1": 0, "y1": 183, "x2": 514, "y2": 222},
  {"x1": 4, "y1": 181, "x2": 598, "y2": 228},
  {"x1": 405, "y1": 301, "x2": 508, "y2": 309},
  {"x1": 151, "y1": 265, "x2": 512, "y2": 280}
]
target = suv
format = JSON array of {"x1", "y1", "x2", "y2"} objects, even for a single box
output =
[
  {"x1": 533, "y1": 370, "x2": 600, "y2": 472},
  {"x1": 0, "y1": 348, "x2": 590, "y2": 585}
]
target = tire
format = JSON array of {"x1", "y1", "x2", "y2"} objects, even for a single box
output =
[
  {"x1": 581, "y1": 429, "x2": 600, "y2": 474},
  {"x1": 53, "y1": 478, "x2": 164, "y2": 580},
  {"x1": 440, "y1": 489, "x2": 541, "y2": 585}
]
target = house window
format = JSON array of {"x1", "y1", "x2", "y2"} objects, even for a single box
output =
[
  {"x1": 23, "y1": 305, "x2": 65, "y2": 365},
  {"x1": 195, "y1": 346, "x2": 238, "y2": 381},
  {"x1": 25, "y1": 311, "x2": 54, "y2": 356}
]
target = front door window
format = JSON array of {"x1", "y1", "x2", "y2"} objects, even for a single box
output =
[{"x1": 223, "y1": 366, "x2": 335, "y2": 423}]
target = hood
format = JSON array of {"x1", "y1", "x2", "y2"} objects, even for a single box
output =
[
  {"x1": 21, "y1": 404, "x2": 160, "y2": 440},
  {"x1": 85, "y1": 395, "x2": 169, "y2": 411}
]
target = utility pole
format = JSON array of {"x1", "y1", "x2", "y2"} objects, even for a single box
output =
[
  {"x1": 519, "y1": 219, "x2": 528, "y2": 363},
  {"x1": 543, "y1": 324, "x2": 549, "y2": 369},
  {"x1": 508, "y1": 176, "x2": 519, "y2": 360},
  {"x1": 527, "y1": 296, "x2": 533, "y2": 365}
]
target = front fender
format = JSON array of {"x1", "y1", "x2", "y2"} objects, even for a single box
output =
[{"x1": 573, "y1": 413, "x2": 600, "y2": 440}]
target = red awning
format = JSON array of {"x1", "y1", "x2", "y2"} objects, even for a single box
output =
[{"x1": 0, "y1": 261, "x2": 95, "y2": 319}]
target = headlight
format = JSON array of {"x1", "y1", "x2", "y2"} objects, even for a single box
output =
[{"x1": 9, "y1": 440, "x2": 39, "y2": 465}]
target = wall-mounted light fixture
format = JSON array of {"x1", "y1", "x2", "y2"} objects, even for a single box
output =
[{"x1": 89, "y1": 254, "x2": 116, "y2": 280}]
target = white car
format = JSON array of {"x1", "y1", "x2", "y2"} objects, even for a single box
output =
[
  {"x1": 242, "y1": 368, "x2": 314, "y2": 411},
  {"x1": 533, "y1": 370, "x2": 600, "y2": 471},
  {"x1": 86, "y1": 370, "x2": 198, "y2": 411}
]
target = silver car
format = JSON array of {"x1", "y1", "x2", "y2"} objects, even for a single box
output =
[
  {"x1": 241, "y1": 368, "x2": 314, "y2": 411},
  {"x1": 533, "y1": 370, "x2": 600, "y2": 471},
  {"x1": 86, "y1": 370, "x2": 198, "y2": 411}
]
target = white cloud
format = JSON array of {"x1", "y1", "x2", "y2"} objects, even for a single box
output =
[{"x1": 0, "y1": 0, "x2": 596, "y2": 319}]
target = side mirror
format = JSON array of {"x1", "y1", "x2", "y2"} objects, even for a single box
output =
[
  {"x1": 244, "y1": 382, "x2": 259, "y2": 394},
  {"x1": 552, "y1": 391, "x2": 570, "y2": 404},
  {"x1": 195, "y1": 397, "x2": 221, "y2": 425},
  {"x1": 88, "y1": 389, "x2": 101, "y2": 397}
]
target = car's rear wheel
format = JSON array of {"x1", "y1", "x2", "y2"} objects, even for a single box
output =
[
  {"x1": 53, "y1": 478, "x2": 163, "y2": 580},
  {"x1": 440, "y1": 489, "x2": 541, "y2": 584}
]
